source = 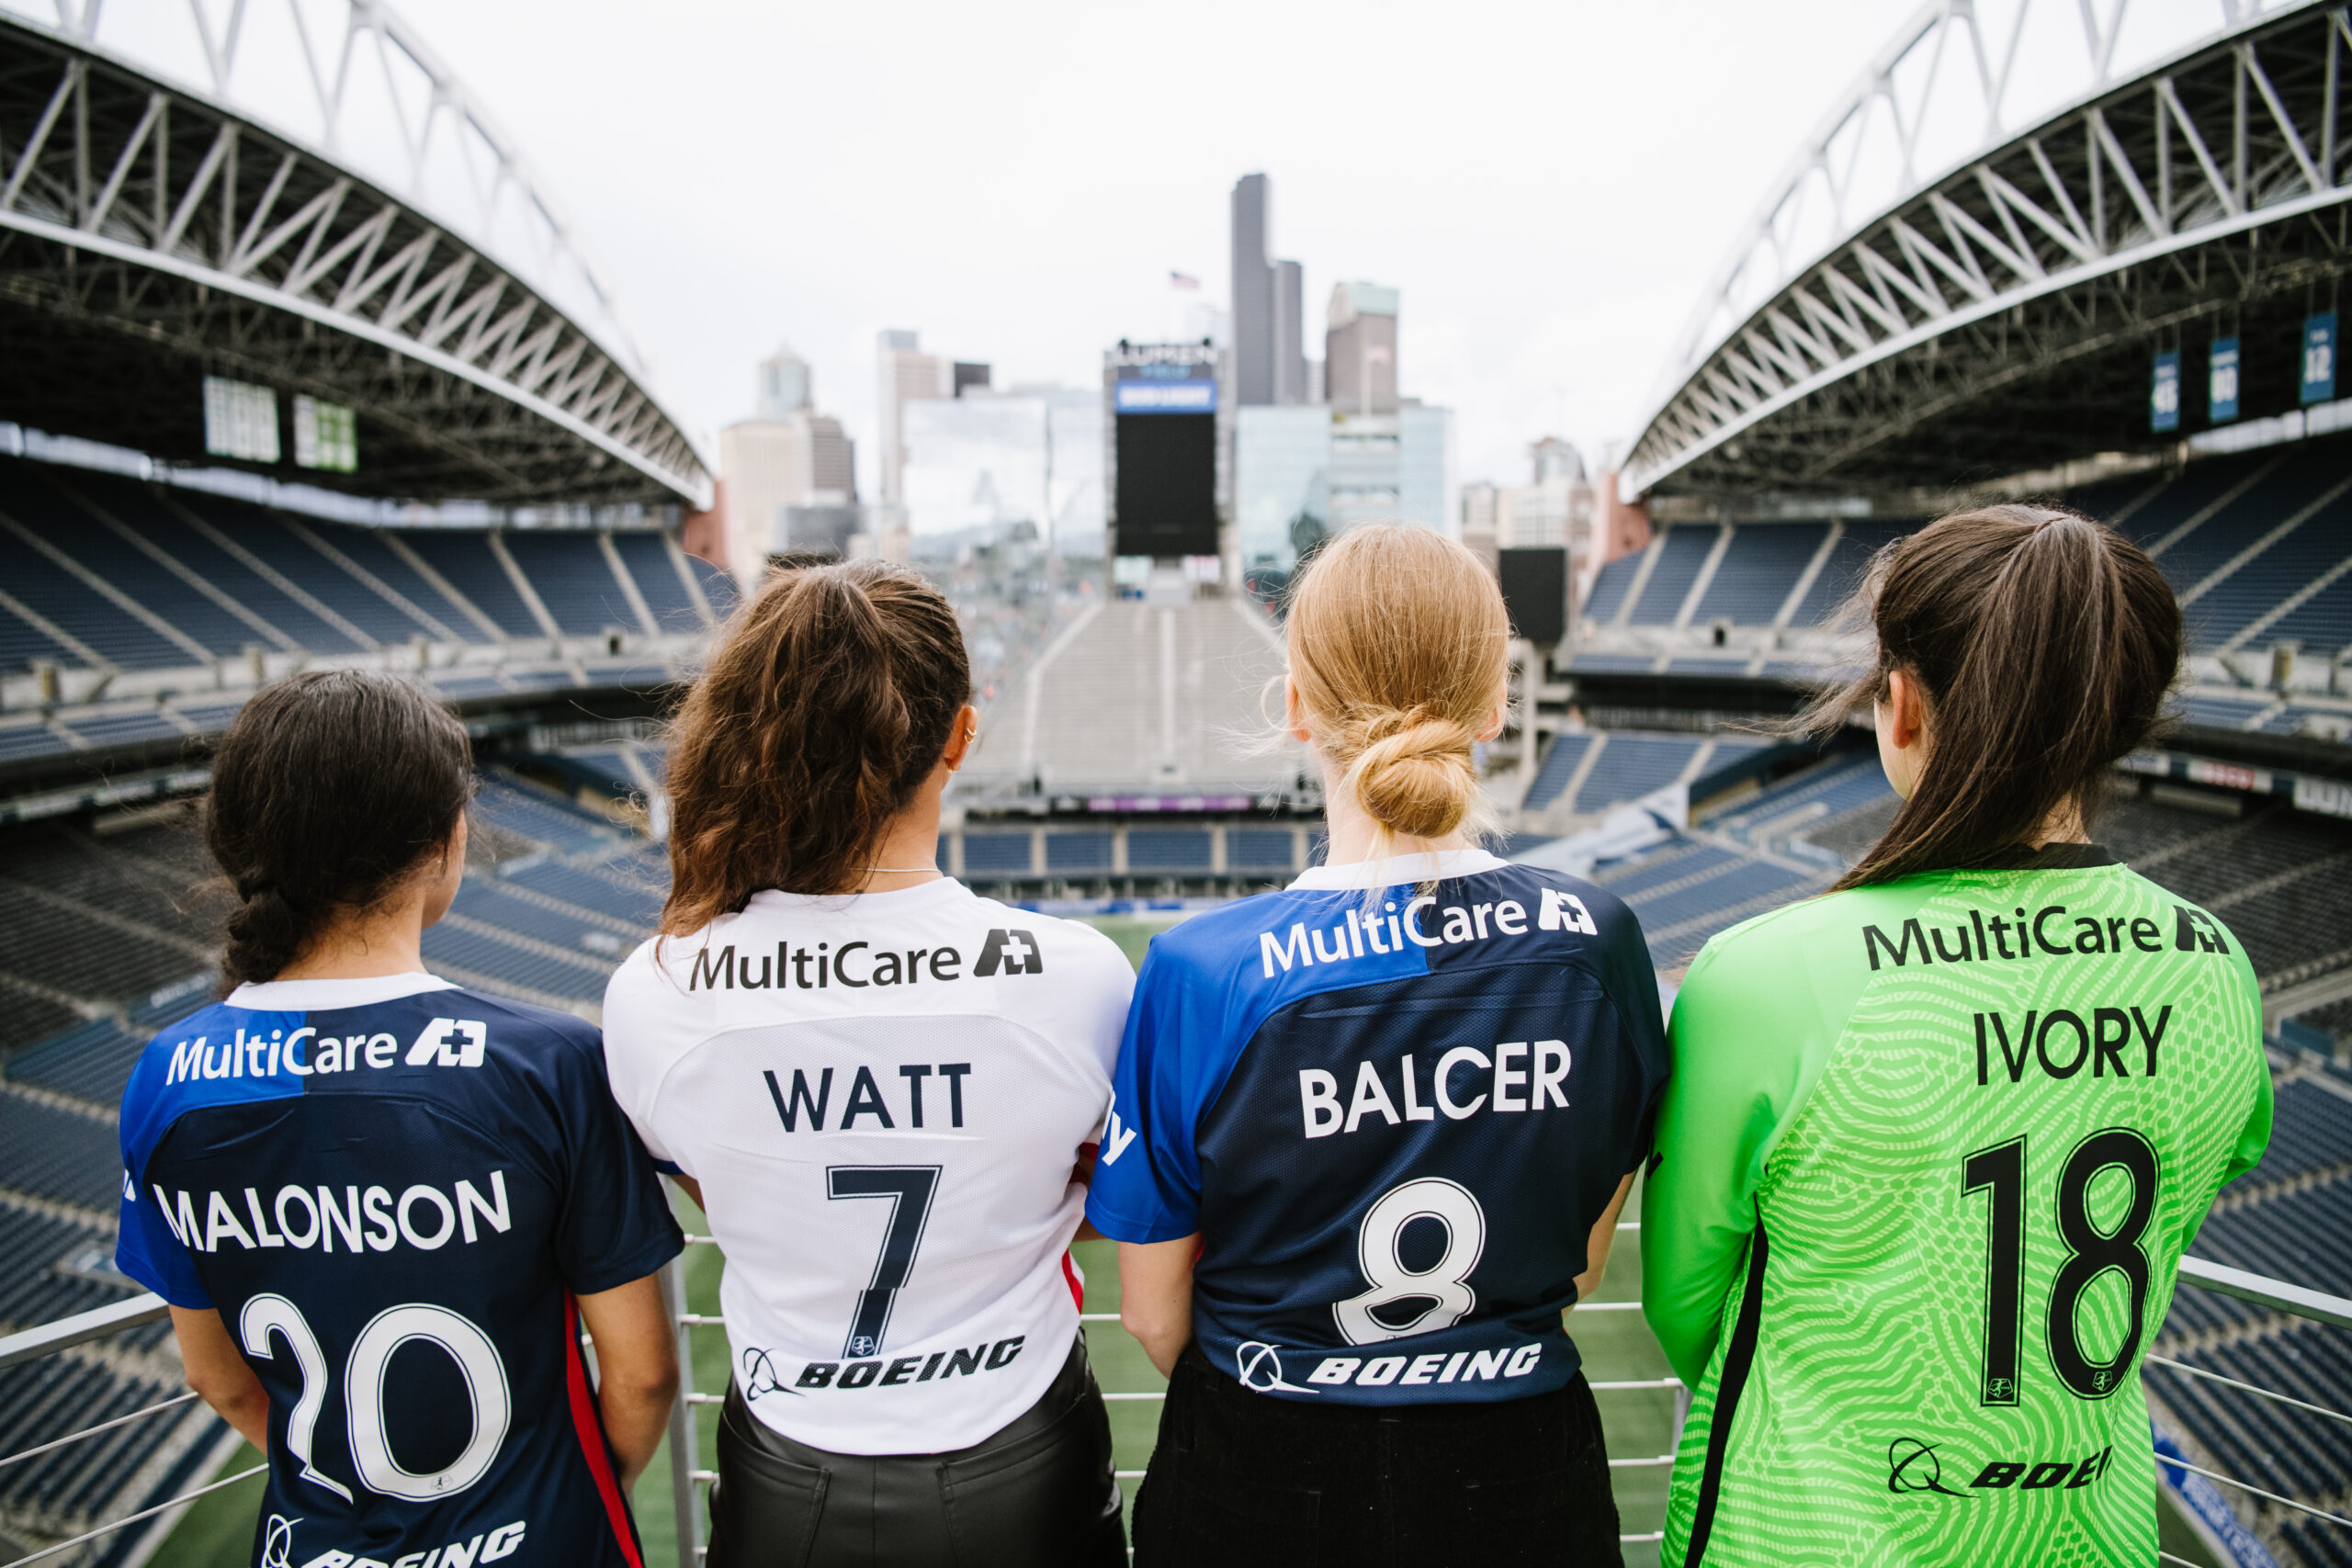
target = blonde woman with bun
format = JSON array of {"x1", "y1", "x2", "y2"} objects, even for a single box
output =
[{"x1": 1087, "y1": 525, "x2": 1668, "y2": 1566}]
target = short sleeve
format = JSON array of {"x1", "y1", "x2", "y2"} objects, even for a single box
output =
[
  {"x1": 1084, "y1": 943, "x2": 1204, "y2": 1244},
  {"x1": 601, "y1": 946, "x2": 684, "y2": 1173},
  {"x1": 116, "y1": 1163, "x2": 210, "y2": 1309},
  {"x1": 549, "y1": 1030, "x2": 684, "y2": 1295},
  {"x1": 1641, "y1": 930, "x2": 1816, "y2": 1388}
]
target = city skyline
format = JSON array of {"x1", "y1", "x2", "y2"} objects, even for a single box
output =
[{"x1": 386, "y1": 0, "x2": 1897, "y2": 495}]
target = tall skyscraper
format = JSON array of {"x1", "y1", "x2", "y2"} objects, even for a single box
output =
[
  {"x1": 876, "y1": 329, "x2": 949, "y2": 503},
  {"x1": 1231, "y1": 175, "x2": 1275, "y2": 406},
  {"x1": 1232, "y1": 175, "x2": 1310, "y2": 408},
  {"x1": 755, "y1": 344, "x2": 812, "y2": 420},
  {"x1": 1326, "y1": 282, "x2": 1400, "y2": 414},
  {"x1": 1273, "y1": 260, "x2": 1306, "y2": 405}
]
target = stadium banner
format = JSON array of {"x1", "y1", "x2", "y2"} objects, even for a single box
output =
[
  {"x1": 2150, "y1": 351, "x2": 2180, "y2": 433},
  {"x1": 1115, "y1": 380, "x2": 1216, "y2": 414},
  {"x1": 2153, "y1": 1421, "x2": 2281, "y2": 1568},
  {"x1": 2208, "y1": 337, "x2": 2240, "y2": 423},
  {"x1": 2301, "y1": 312, "x2": 2337, "y2": 405}
]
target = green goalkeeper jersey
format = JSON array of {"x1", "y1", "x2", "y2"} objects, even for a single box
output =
[{"x1": 1642, "y1": 844, "x2": 2272, "y2": 1567}]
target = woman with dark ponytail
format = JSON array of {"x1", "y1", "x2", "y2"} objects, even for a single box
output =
[
  {"x1": 117, "y1": 671, "x2": 683, "y2": 1567},
  {"x1": 1642, "y1": 507, "x2": 2273, "y2": 1567},
  {"x1": 602, "y1": 560, "x2": 1135, "y2": 1565}
]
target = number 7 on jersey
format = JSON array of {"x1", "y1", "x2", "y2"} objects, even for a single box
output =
[{"x1": 829, "y1": 1166, "x2": 942, "y2": 1360}]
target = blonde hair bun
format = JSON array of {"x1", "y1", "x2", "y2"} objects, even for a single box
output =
[
  {"x1": 1346, "y1": 713, "x2": 1480, "y2": 840},
  {"x1": 1283, "y1": 525, "x2": 1510, "y2": 850}
]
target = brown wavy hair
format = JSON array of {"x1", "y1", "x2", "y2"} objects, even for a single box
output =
[
  {"x1": 661, "y1": 560, "x2": 969, "y2": 934},
  {"x1": 1799, "y1": 503, "x2": 2180, "y2": 891}
]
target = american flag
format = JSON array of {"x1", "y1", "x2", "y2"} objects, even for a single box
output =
[{"x1": 1169, "y1": 271, "x2": 1201, "y2": 289}]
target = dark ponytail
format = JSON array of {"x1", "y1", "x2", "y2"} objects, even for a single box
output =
[
  {"x1": 206, "y1": 671, "x2": 474, "y2": 987},
  {"x1": 1800, "y1": 503, "x2": 2181, "y2": 891},
  {"x1": 661, "y1": 560, "x2": 969, "y2": 931}
]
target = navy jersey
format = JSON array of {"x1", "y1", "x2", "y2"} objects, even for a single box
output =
[
  {"x1": 116, "y1": 974, "x2": 682, "y2": 1568},
  {"x1": 1086, "y1": 849, "x2": 1667, "y2": 1405}
]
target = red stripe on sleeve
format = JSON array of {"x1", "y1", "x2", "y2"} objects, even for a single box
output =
[
  {"x1": 1062, "y1": 1248, "x2": 1085, "y2": 1311},
  {"x1": 563, "y1": 1292, "x2": 648, "y2": 1568}
]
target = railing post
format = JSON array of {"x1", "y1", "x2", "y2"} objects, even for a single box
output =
[{"x1": 659, "y1": 1253, "x2": 703, "y2": 1566}]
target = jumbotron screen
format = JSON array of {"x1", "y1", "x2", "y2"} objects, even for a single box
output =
[{"x1": 1114, "y1": 411, "x2": 1217, "y2": 558}]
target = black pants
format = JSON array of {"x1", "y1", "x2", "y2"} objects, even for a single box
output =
[
  {"x1": 706, "y1": 1333, "x2": 1125, "y2": 1568},
  {"x1": 1133, "y1": 1342, "x2": 1622, "y2": 1568}
]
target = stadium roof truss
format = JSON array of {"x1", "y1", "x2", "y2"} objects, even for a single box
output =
[
  {"x1": 1624, "y1": 0, "x2": 2352, "y2": 499},
  {"x1": 0, "y1": 2, "x2": 714, "y2": 508}
]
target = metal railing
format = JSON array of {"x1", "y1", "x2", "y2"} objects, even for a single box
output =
[{"x1": 0, "y1": 1241, "x2": 2337, "y2": 1567}]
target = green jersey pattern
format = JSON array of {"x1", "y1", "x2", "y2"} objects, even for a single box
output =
[{"x1": 1641, "y1": 851, "x2": 2271, "y2": 1567}]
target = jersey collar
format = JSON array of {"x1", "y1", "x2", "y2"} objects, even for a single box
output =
[
  {"x1": 1289, "y1": 847, "x2": 1511, "y2": 890},
  {"x1": 1973, "y1": 842, "x2": 2120, "y2": 870},
  {"x1": 224, "y1": 971, "x2": 458, "y2": 1010}
]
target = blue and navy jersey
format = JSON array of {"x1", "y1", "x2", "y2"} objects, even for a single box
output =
[
  {"x1": 116, "y1": 975, "x2": 682, "y2": 1568},
  {"x1": 1086, "y1": 851, "x2": 1667, "y2": 1405}
]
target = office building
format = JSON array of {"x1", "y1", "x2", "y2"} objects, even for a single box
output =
[
  {"x1": 1273, "y1": 261, "x2": 1306, "y2": 405},
  {"x1": 1461, "y1": 481, "x2": 1500, "y2": 567},
  {"x1": 718, "y1": 412, "x2": 856, "y2": 561},
  {"x1": 1496, "y1": 438, "x2": 1594, "y2": 553},
  {"x1": 899, "y1": 388, "x2": 1102, "y2": 553},
  {"x1": 756, "y1": 344, "x2": 812, "y2": 419},
  {"x1": 954, "y1": 362, "x2": 992, "y2": 398},
  {"x1": 1327, "y1": 282, "x2": 1400, "y2": 414},
  {"x1": 1236, "y1": 405, "x2": 1332, "y2": 580},
  {"x1": 718, "y1": 347, "x2": 857, "y2": 564},
  {"x1": 877, "y1": 329, "x2": 951, "y2": 503},
  {"x1": 1235, "y1": 403, "x2": 1454, "y2": 580},
  {"x1": 1230, "y1": 174, "x2": 1308, "y2": 408},
  {"x1": 1232, "y1": 175, "x2": 1274, "y2": 406}
]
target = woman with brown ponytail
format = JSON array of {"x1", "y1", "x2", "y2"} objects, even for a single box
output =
[
  {"x1": 1087, "y1": 525, "x2": 1669, "y2": 1564},
  {"x1": 1642, "y1": 506, "x2": 2272, "y2": 1567},
  {"x1": 601, "y1": 560, "x2": 1135, "y2": 1565}
]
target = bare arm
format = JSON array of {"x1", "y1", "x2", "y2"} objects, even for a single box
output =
[
  {"x1": 1572, "y1": 1172, "x2": 1639, "y2": 1306},
  {"x1": 1118, "y1": 1235, "x2": 1198, "y2": 1378},
  {"x1": 170, "y1": 1305, "x2": 268, "y2": 1452},
  {"x1": 672, "y1": 1174, "x2": 705, "y2": 1213},
  {"x1": 576, "y1": 1273, "x2": 678, "y2": 1492}
]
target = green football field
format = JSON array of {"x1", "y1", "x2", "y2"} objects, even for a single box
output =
[{"x1": 153, "y1": 915, "x2": 2221, "y2": 1566}]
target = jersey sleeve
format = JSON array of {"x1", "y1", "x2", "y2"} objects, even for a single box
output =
[
  {"x1": 1640, "y1": 922, "x2": 1822, "y2": 1388},
  {"x1": 115, "y1": 1056, "x2": 210, "y2": 1308},
  {"x1": 548, "y1": 1024, "x2": 684, "y2": 1295},
  {"x1": 2186, "y1": 945, "x2": 2275, "y2": 1246},
  {"x1": 1084, "y1": 940, "x2": 1204, "y2": 1244},
  {"x1": 1598, "y1": 893, "x2": 1671, "y2": 1175},
  {"x1": 600, "y1": 945, "x2": 685, "y2": 1175},
  {"x1": 117, "y1": 1173, "x2": 210, "y2": 1308}
]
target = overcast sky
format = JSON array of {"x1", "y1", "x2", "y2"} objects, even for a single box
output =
[{"x1": 392, "y1": 0, "x2": 1898, "y2": 493}]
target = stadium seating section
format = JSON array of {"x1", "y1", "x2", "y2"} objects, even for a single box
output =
[
  {"x1": 0, "y1": 457, "x2": 722, "y2": 730},
  {"x1": 1574, "y1": 433, "x2": 2352, "y2": 753}
]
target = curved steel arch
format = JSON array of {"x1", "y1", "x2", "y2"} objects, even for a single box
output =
[
  {"x1": 1623, "y1": 0, "x2": 2347, "y2": 498},
  {"x1": 0, "y1": 1, "x2": 711, "y2": 507}
]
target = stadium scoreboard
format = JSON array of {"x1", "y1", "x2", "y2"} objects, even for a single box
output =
[{"x1": 1109, "y1": 343, "x2": 1221, "y2": 559}]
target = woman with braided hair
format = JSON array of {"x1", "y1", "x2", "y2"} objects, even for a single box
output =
[{"x1": 1090, "y1": 524, "x2": 1668, "y2": 1565}]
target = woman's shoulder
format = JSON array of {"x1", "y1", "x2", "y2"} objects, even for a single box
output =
[{"x1": 1683, "y1": 882, "x2": 1901, "y2": 987}]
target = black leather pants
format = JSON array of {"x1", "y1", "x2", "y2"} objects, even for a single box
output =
[{"x1": 706, "y1": 1333, "x2": 1125, "y2": 1568}]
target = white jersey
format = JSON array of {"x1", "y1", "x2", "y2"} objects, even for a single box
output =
[{"x1": 602, "y1": 877, "x2": 1132, "y2": 1454}]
